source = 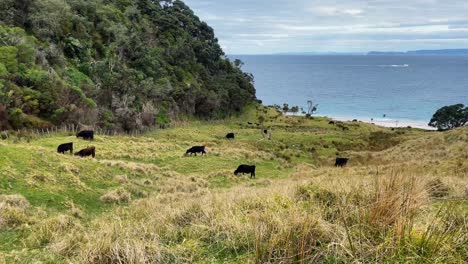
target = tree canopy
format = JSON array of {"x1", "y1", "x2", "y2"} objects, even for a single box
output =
[
  {"x1": 428, "y1": 104, "x2": 468, "y2": 131},
  {"x1": 0, "y1": 0, "x2": 256, "y2": 130}
]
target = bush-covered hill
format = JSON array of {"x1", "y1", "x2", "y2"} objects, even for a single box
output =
[{"x1": 0, "y1": 0, "x2": 256, "y2": 131}]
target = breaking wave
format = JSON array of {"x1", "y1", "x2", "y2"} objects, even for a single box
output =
[{"x1": 378, "y1": 64, "x2": 409, "y2": 68}]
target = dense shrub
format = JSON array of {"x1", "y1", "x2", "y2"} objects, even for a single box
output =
[
  {"x1": 0, "y1": 0, "x2": 256, "y2": 130},
  {"x1": 429, "y1": 104, "x2": 468, "y2": 131}
]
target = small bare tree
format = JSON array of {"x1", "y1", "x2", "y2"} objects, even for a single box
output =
[
  {"x1": 307, "y1": 100, "x2": 318, "y2": 115},
  {"x1": 306, "y1": 100, "x2": 318, "y2": 118}
]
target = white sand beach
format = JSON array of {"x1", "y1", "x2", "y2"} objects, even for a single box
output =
[{"x1": 330, "y1": 116, "x2": 436, "y2": 130}]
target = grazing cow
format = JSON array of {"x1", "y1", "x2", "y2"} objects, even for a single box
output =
[
  {"x1": 247, "y1": 122, "x2": 253, "y2": 125},
  {"x1": 328, "y1": 121, "x2": 335, "y2": 125},
  {"x1": 234, "y1": 165, "x2": 256, "y2": 179},
  {"x1": 185, "y1": 146, "x2": 206, "y2": 156},
  {"x1": 76, "y1": 130, "x2": 94, "y2": 140},
  {"x1": 75, "y1": 146, "x2": 95, "y2": 158},
  {"x1": 57, "y1": 142, "x2": 73, "y2": 154},
  {"x1": 335, "y1": 157, "x2": 349, "y2": 167},
  {"x1": 226, "y1": 133, "x2": 235, "y2": 139},
  {"x1": 255, "y1": 123, "x2": 260, "y2": 126}
]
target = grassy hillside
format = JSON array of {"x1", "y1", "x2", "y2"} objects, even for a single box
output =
[{"x1": 0, "y1": 106, "x2": 467, "y2": 263}]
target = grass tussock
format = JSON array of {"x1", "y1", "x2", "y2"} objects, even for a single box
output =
[
  {"x1": 425, "y1": 178, "x2": 451, "y2": 199},
  {"x1": 0, "y1": 195, "x2": 31, "y2": 229},
  {"x1": 79, "y1": 220, "x2": 165, "y2": 264},
  {"x1": 41, "y1": 171, "x2": 465, "y2": 263},
  {"x1": 0, "y1": 194, "x2": 30, "y2": 209},
  {"x1": 100, "y1": 188, "x2": 132, "y2": 204}
]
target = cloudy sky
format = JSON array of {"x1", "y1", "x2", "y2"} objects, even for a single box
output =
[{"x1": 183, "y1": 0, "x2": 468, "y2": 54}]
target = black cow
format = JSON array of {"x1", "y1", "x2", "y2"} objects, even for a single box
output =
[
  {"x1": 226, "y1": 133, "x2": 235, "y2": 139},
  {"x1": 75, "y1": 146, "x2": 95, "y2": 158},
  {"x1": 263, "y1": 129, "x2": 268, "y2": 134},
  {"x1": 234, "y1": 165, "x2": 256, "y2": 179},
  {"x1": 328, "y1": 121, "x2": 335, "y2": 125},
  {"x1": 76, "y1": 130, "x2": 94, "y2": 140},
  {"x1": 185, "y1": 146, "x2": 206, "y2": 156},
  {"x1": 247, "y1": 122, "x2": 253, "y2": 125},
  {"x1": 57, "y1": 142, "x2": 73, "y2": 154},
  {"x1": 335, "y1": 157, "x2": 349, "y2": 167},
  {"x1": 352, "y1": 119, "x2": 358, "y2": 122}
]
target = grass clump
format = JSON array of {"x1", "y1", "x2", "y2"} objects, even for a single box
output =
[
  {"x1": 0, "y1": 194, "x2": 31, "y2": 229},
  {"x1": 0, "y1": 194, "x2": 30, "y2": 209},
  {"x1": 77, "y1": 217, "x2": 166, "y2": 264},
  {"x1": 0, "y1": 204, "x2": 30, "y2": 229},
  {"x1": 100, "y1": 188, "x2": 132, "y2": 204},
  {"x1": 425, "y1": 178, "x2": 451, "y2": 198}
]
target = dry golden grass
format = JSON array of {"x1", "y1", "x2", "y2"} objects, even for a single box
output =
[
  {"x1": 100, "y1": 188, "x2": 132, "y2": 204},
  {"x1": 37, "y1": 163, "x2": 466, "y2": 263}
]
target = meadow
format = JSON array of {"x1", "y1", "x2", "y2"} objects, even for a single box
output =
[{"x1": 0, "y1": 106, "x2": 466, "y2": 263}]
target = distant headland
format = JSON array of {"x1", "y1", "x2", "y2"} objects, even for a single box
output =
[{"x1": 368, "y1": 49, "x2": 468, "y2": 55}]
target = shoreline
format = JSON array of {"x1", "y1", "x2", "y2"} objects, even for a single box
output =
[
  {"x1": 327, "y1": 115, "x2": 435, "y2": 130},
  {"x1": 283, "y1": 111, "x2": 434, "y2": 130},
  {"x1": 283, "y1": 112, "x2": 434, "y2": 130}
]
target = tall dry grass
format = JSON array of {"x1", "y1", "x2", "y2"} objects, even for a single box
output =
[{"x1": 32, "y1": 164, "x2": 465, "y2": 263}]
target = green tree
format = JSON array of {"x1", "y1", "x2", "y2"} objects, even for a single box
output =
[
  {"x1": 282, "y1": 103, "x2": 289, "y2": 114},
  {"x1": 0, "y1": 46, "x2": 18, "y2": 72},
  {"x1": 29, "y1": 0, "x2": 71, "y2": 40},
  {"x1": 0, "y1": 63, "x2": 7, "y2": 77},
  {"x1": 428, "y1": 104, "x2": 468, "y2": 131},
  {"x1": 291, "y1": 106, "x2": 299, "y2": 115}
]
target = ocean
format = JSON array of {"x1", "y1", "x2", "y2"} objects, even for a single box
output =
[{"x1": 231, "y1": 55, "x2": 468, "y2": 129}]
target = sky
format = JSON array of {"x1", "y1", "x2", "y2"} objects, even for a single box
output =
[{"x1": 183, "y1": 0, "x2": 468, "y2": 54}]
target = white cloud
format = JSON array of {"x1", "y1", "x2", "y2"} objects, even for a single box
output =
[
  {"x1": 310, "y1": 6, "x2": 364, "y2": 17},
  {"x1": 343, "y1": 9, "x2": 363, "y2": 16},
  {"x1": 184, "y1": 0, "x2": 468, "y2": 54}
]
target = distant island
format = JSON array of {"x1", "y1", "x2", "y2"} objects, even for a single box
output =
[
  {"x1": 273, "y1": 52, "x2": 366, "y2": 56},
  {"x1": 368, "y1": 49, "x2": 468, "y2": 55}
]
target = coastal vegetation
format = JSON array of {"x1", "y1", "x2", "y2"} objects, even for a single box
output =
[
  {"x1": 429, "y1": 104, "x2": 468, "y2": 131},
  {"x1": 0, "y1": 0, "x2": 256, "y2": 131},
  {"x1": 0, "y1": 106, "x2": 467, "y2": 263}
]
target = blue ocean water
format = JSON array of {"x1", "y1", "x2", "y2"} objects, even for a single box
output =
[{"x1": 232, "y1": 55, "x2": 468, "y2": 125}]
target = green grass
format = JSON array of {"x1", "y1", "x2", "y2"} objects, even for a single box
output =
[{"x1": 0, "y1": 106, "x2": 466, "y2": 263}]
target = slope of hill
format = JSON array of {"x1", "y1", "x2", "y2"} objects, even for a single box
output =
[
  {"x1": 0, "y1": 0, "x2": 256, "y2": 131},
  {"x1": 0, "y1": 106, "x2": 466, "y2": 263}
]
